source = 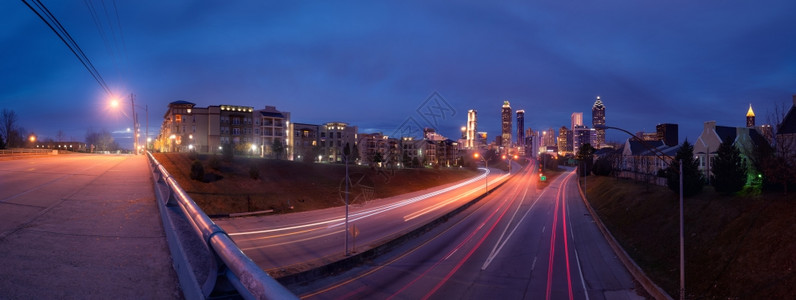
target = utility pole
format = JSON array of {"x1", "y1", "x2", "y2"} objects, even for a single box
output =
[
  {"x1": 130, "y1": 93, "x2": 137, "y2": 154},
  {"x1": 344, "y1": 143, "x2": 351, "y2": 256},
  {"x1": 680, "y1": 159, "x2": 685, "y2": 300}
]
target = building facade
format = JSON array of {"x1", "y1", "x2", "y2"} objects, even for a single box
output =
[
  {"x1": 466, "y1": 109, "x2": 477, "y2": 149},
  {"x1": 592, "y1": 96, "x2": 605, "y2": 148},
  {"x1": 516, "y1": 109, "x2": 525, "y2": 146},
  {"x1": 292, "y1": 123, "x2": 319, "y2": 162},
  {"x1": 557, "y1": 126, "x2": 571, "y2": 156},
  {"x1": 501, "y1": 101, "x2": 512, "y2": 151},
  {"x1": 319, "y1": 122, "x2": 357, "y2": 163},
  {"x1": 571, "y1": 112, "x2": 583, "y2": 132},
  {"x1": 572, "y1": 126, "x2": 594, "y2": 154},
  {"x1": 255, "y1": 105, "x2": 291, "y2": 159},
  {"x1": 656, "y1": 123, "x2": 679, "y2": 147},
  {"x1": 694, "y1": 120, "x2": 768, "y2": 183}
]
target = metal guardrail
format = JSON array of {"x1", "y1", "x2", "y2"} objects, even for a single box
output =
[
  {"x1": 146, "y1": 152, "x2": 297, "y2": 300},
  {"x1": 0, "y1": 148, "x2": 54, "y2": 155}
]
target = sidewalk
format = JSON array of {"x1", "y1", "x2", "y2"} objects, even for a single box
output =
[{"x1": 0, "y1": 155, "x2": 181, "y2": 299}]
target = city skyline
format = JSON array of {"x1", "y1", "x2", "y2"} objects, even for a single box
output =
[{"x1": 2, "y1": 2, "x2": 796, "y2": 148}]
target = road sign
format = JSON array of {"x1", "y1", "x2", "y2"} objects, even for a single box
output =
[{"x1": 540, "y1": 175, "x2": 547, "y2": 181}]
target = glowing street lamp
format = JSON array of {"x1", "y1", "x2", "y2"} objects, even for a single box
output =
[{"x1": 109, "y1": 94, "x2": 148, "y2": 154}]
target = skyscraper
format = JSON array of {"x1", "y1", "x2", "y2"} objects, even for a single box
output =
[
  {"x1": 501, "y1": 101, "x2": 512, "y2": 150},
  {"x1": 466, "y1": 109, "x2": 477, "y2": 149},
  {"x1": 656, "y1": 123, "x2": 679, "y2": 147},
  {"x1": 516, "y1": 109, "x2": 525, "y2": 146},
  {"x1": 558, "y1": 126, "x2": 571, "y2": 155},
  {"x1": 571, "y1": 112, "x2": 583, "y2": 131},
  {"x1": 592, "y1": 96, "x2": 605, "y2": 148},
  {"x1": 543, "y1": 128, "x2": 556, "y2": 147},
  {"x1": 746, "y1": 104, "x2": 755, "y2": 127}
]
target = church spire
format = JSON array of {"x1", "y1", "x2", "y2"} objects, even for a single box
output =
[
  {"x1": 746, "y1": 104, "x2": 755, "y2": 127},
  {"x1": 746, "y1": 104, "x2": 755, "y2": 117}
]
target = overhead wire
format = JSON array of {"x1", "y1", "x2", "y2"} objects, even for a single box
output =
[
  {"x1": 22, "y1": 0, "x2": 113, "y2": 96},
  {"x1": 83, "y1": 0, "x2": 112, "y2": 56}
]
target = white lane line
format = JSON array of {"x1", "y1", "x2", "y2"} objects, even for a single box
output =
[
  {"x1": 542, "y1": 226, "x2": 545, "y2": 234},
  {"x1": 566, "y1": 175, "x2": 590, "y2": 300},
  {"x1": 231, "y1": 169, "x2": 494, "y2": 236},
  {"x1": 482, "y1": 170, "x2": 550, "y2": 270},
  {"x1": 531, "y1": 256, "x2": 538, "y2": 271}
]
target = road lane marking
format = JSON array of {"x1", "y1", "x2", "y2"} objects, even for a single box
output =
[
  {"x1": 482, "y1": 167, "x2": 546, "y2": 270},
  {"x1": 566, "y1": 174, "x2": 590, "y2": 300},
  {"x1": 241, "y1": 229, "x2": 344, "y2": 250},
  {"x1": 532, "y1": 256, "x2": 537, "y2": 270},
  {"x1": 562, "y1": 174, "x2": 575, "y2": 300}
]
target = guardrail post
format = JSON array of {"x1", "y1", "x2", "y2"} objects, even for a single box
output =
[{"x1": 165, "y1": 188, "x2": 179, "y2": 207}]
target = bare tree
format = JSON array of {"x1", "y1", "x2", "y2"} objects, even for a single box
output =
[
  {"x1": 1, "y1": 108, "x2": 19, "y2": 147},
  {"x1": 754, "y1": 101, "x2": 796, "y2": 194},
  {"x1": 85, "y1": 128, "x2": 119, "y2": 152},
  {"x1": 56, "y1": 130, "x2": 65, "y2": 142}
]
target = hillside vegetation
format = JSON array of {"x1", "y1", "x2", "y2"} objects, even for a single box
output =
[
  {"x1": 154, "y1": 153, "x2": 478, "y2": 216},
  {"x1": 583, "y1": 176, "x2": 795, "y2": 299}
]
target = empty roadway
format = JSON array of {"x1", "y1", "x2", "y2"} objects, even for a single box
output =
[{"x1": 0, "y1": 154, "x2": 180, "y2": 299}]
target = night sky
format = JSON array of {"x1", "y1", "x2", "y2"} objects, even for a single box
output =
[{"x1": 2, "y1": 1, "x2": 795, "y2": 149}]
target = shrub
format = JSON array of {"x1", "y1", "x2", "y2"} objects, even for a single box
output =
[
  {"x1": 592, "y1": 156, "x2": 613, "y2": 176},
  {"x1": 249, "y1": 163, "x2": 260, "y2": 180},
  {"x1": 190, "y1": 160, "x2": 204, "y2": 181}
]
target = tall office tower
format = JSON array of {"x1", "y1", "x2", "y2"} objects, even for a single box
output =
[
  {"x1": 592, "y1": 96, "x2": 605, "y2": 148},
  {"x1": 746, "y1": 104, "x2": 755, "y2": 127},
  {"x1": 543, "y1": 128, "x2": 556, "y2": 146},
  {"x1": 466, "y1": 109, "x2": 477, "y2": 149},
  {"x1": 571, "y1": 112, "x2": 583, "y2": 131},
  {"x1": 516, "y1": 109, "x2": 525, "y2": 146},
  {"x1": 501, "y1": 101, "x2": 512, "y2": 150},
  {"x1": 558, "y1": 126, "x2": 571, "y2": 155},
  {"x1": 656, "y1": 123, "x2": 679, "y2": 147}
]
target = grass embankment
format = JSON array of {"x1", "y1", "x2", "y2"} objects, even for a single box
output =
[
  {"x1": 584, "y1": 176, "x2": 795, "y2": 299},
  {"x1": 154, "y1": 153, "x2": 478, "y2": 216}
]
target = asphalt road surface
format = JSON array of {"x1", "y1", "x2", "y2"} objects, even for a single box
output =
[
  {"x1": 216, "y1": 167, "x2": 513, "y2": 275},
  {"x1": 297, "y1": 166, "x2": 644, "y2": 300}
]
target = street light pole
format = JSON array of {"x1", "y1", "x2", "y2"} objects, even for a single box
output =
[
  {"x1": 343, "y1": 143, "x2": 351, "y2": 256},
  {"x1": 130, "y1": 93, "x2": 138, "y2": 154},
  {"x1": 595, "y1": 124, "x2": 685, "y2": 300},
  {"x1": 679, "y1": 159, "x2": 685, "y2": 300}
]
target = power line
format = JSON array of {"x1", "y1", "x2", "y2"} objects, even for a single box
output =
[{"x1": 22, "y1": 0, "x2": 113, "y2": 96}]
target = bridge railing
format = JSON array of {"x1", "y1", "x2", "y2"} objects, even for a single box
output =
[
  {"x1": 146, "y1": 152, "x2": 297, "y2": 300},
  {"x1": 0, "y1": 148, "x2": 54, "y2": 155}
]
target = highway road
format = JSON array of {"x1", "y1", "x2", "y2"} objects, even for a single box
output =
[
  {"x1": 296, "y1": 167, "x2": 644, "y2": 300},
  {"x1": 216, "y1": 166, "x2": 513, "y2": 275}
]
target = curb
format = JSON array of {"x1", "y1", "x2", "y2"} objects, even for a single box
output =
[{"x1": 576, "y1": 177, "x2": 673, "y2": 300}]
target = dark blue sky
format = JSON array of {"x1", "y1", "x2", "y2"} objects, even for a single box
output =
[{"x1": 2, "y1": 1, "x2": 795, "y2": 148}]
